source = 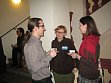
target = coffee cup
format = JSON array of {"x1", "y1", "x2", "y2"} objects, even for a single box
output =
[
  {"x1": 51, "y1": 48, "x2": 58, "y2": 53},
  {"x1": 51, "y1": 48, "x2": 57, "y2": 51},
  {"x1": 69, "y1": 50, "x2": 75, "y2": 53}
]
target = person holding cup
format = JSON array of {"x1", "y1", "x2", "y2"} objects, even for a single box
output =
[
  {"x1": 24, "y1": 18, "x2": 57, "y2": 83},
  {"x1": 50, "y1": 25, "x2": 78, "y2": 83},
  {"x1": 68, "y1": 16, "x2": 101, "y2": 83}
]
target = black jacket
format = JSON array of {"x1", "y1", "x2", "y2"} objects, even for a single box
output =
[{"x1": 50, "y1": 37, "x2": 79, "y2": 74}]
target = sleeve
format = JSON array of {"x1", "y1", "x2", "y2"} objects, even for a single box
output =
[
  {"x1": 26, "y1": 45, "x2": 52, "y2": 73},
  {"x1": 51, "y1": 41, "x2": 53, "y2": 48},
  {"x1": 51, "y1": 40, "x2": 56, "y2": 48},
  {"x1": 75, "y1": 58, "x2": 79, "y2": 69},
  {"x1": 80, "y1": 49, "x2": 100, "y2": 67}
]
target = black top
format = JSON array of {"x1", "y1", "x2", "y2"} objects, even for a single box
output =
[
  {"x1": 16, "y1": 35, "x2": 24, "y2": 52},
  {"x1": 50, "y1": 37, "x2": 78, "y2": 74}
]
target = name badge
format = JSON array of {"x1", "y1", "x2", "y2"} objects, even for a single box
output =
[{"x1": 62, "y1": 46, "x2": 68, "y2": 50}]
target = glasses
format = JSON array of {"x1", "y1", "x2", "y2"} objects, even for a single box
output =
[
  {"x1": 56, "y1": 31, "x2": 64, "y2": 34},
  {"x1": 38, "y1": 25, "x2": 45, "y2": 28}
]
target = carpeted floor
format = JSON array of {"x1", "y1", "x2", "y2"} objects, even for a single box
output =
[{"x1": 0, "y1": 66, "x2": 32, "y2": 83}]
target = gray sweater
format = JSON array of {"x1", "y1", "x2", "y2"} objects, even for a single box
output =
[{"x1": 24, "y1": 35, "x2": 52, "y2": 80}]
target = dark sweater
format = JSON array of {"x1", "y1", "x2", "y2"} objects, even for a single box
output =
[{"x1": 50, "y1": 37, "x2": 78, "y2": 74}]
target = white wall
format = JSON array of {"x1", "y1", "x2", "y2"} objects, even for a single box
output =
[
  {"x1": 0, "y1": 0, "x2": 30, "y2": 62},
  {"x1": 68, "y1": 0, "x2": 84, "y2": 50},
  {"x1": 53, "y1": 0, "x2": 70, "y2": 38},
  {"x1": 100, "y1": 28, "x2": 111, "y2": 83},
  {"x1": 94, "y1": 2, "x2": 111, "y2": 82},
  {"x1": 29, "y1": 0, "x2": 70, "y2": 51},
  {"x1": 91, "y1": 1, "x2": 111, "y2": 59},
  {"x1": 91, "y1": 2, "x2": 111, "y2": 34}
]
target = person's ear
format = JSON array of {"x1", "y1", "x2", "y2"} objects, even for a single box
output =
[
  {"x1": 34, "y1": 26, "x2": 38, "y2": 31},
  {"x1": 84, "y1": 24, "x2": 87, "y2": 29}
]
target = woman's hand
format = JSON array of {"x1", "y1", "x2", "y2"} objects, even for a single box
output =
[
  {"x1": 68, "y1": 52, "x2": 81, "y2": 60},
  {"x1": 68, "y1": 52, "x2": 77, "y2": 58}
]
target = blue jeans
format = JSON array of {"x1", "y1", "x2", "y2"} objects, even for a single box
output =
[{"x1": 79, "y1": 75, "x2": 100, "y2": 83}]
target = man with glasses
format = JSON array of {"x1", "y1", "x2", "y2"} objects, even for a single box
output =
[{"x1": 24, "y1": 18, "x2": 57, "y2": 83}]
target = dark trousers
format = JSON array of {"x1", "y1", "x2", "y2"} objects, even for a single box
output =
[
  {"x1": 32, "y1": 76, "x2": 53, "y2": 83},
  {"x1": 12, "y1": 47, "x2": 22, "y2": 66}
]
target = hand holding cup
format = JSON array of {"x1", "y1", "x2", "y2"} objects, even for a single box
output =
[
  {"x1": 48, "y1": 48, "x2": 58, "y2": 57},
  {"x1": 68, "y1": 50, "x2": 77, "y2": 59},
  {"x1": 69, "y1": 50, "x2": 75, "y2": 54}
]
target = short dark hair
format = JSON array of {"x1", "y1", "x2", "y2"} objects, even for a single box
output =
[
  {"x1": 28, "y1": 18, "x2": 42, "y2": 32},
  {"x1": 18, "y1": 27, "x2": 24, "y2": 35},
  {"x1": 79, "y1": 16, "x2": 100, "y2": 36}
]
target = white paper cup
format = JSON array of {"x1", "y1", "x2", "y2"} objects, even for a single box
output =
[
  {"x1": 51, "y1": 48, "x2": 57, "y2": 51},
  {"x1": 69, "y1": 50, "x2": 75, "y2": 53}
]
